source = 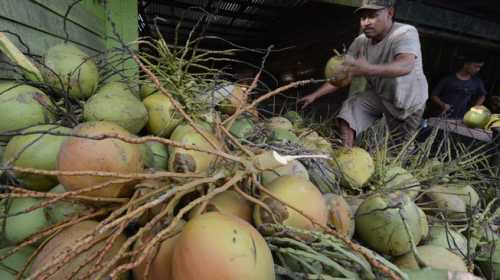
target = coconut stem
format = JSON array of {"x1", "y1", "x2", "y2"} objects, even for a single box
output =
[{"x1": 399, "y1": 208, "x2": 428, "y2": 269}]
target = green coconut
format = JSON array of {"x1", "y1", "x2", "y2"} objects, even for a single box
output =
[
  {"x1": 168, "y1": 124, "x2": 221, "y2": 174},
  {"x1": 217, "y1": 84, "x2": 248, "y2": 115},
  {"x1": 267, "y1": 128, "x2": 300, "y2": 144},
  {"x1": 0, "y1": 246, "x2": 36, "y2": 280},
  {"x1": 46, "y1": 184, "x2": 89, "y2": 224},
  {"x1": 463, "y1": 105, "x2": 491, "y2": 128},
  {"x1": 426, "y1": 226, "x2": 468, "y2": 256},
  {"x1": 266, "y1": 117, "x2": 293, "y2": 131},
  {"x1": 144, "y1": 141, "x2": 168, "y2": 170},
  {"x1": 29, "y1": 220, "x2": 127, "y2": 280},
  {"x1": 476, "y1": 239, "x2": 500, "y2": 280},
  {"x1": 140, "y1": 80, "x2": 159, "y2": 99},
  {"x1": 227, "y1": 117, "x2": 255, "y2": 140},
  {"x1": 143, "y1": 92, "x2": 182, "y2": 137},
  {"x1": 355, "y1": 193, "x2": 423, "y2": 256},
  {"x1": 43, "y1": 43, "x2": 99, "y2": 100},
  {"x1": 84, "y1": 82, "x2": 148, "y2": 134},
  {"x1": 254, "y1": 175, "x2": 328, "y2": 230},
  {"x1": 426, "y1": 184, "x2": 480, "y2": 218},
  {"x1": 403, "y1": 269, "x2": 481, "y2": 280},
  {"x1": 189, "y1": 191, "x2": 253, "y2": 223},
  {"x1": 0, "y1": 82, "x2": 56, "y2": 141},
  {"x1": 2, "y1": 198, "x2": 49, "y2": 244},
  {"x1": 2, "y1": 125, "x2": 71, "y2": 191},
  {"x1": 325, "y1": 54, "x2": 351, "y2": 88},
  {"x1": 331, "y1": 147, "x2": 375, "y2": 190},
  {"x1": 418, "y1": 207, "x2": 429, "y2": 239},
  {"x1": 261, "y1": 159, "x2": 309, "y2": 185},
  {"x1": 299, "y1": 131, "x2": 321, "y2": 151},
  {"x1": 382, "y1": 167, "x2": 421, "y2": 198},
  {"x1": 283, "y1": 111, "x2": 304, "y2": 127},
  {"x1": 323, "y1": 193, "x2": 355, "y2": 239},
  {"x1": 394, "y1": 245, "x2": 468, "y2": 272}
]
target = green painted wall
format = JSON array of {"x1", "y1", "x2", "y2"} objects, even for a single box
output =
[{"x1": 0, "y1": 0, "x2": 138, "y2": 77}]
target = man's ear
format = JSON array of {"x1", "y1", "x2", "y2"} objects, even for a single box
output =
[{"x1": 387, "y1": 7, "x2": 395, "y2": 18}]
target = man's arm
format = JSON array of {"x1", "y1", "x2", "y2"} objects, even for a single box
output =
[
  {"x1": 474, "y1": 95, "x2": 486, "y2": 106},
  {"x1": 430, "y1": 77, "x2": 451, "y2": 112},
  {"x1": 299, "y1": 82, "x2": 339, "y2": 109},
  {"x1": 474, "y1": 78, "x2": 488, "y2": 106},
  {"x1": 345, "y1": 53, "x2": 416, "y2": 78}
]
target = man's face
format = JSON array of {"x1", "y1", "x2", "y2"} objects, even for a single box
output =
[
  {"x1": 465, "y1": 62, "x2": 484, "y2": 75},
  {"x1": 358, "y1": 8, "x2": 394, "y2": 39}
]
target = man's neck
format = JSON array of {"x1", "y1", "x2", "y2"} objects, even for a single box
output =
[
  {"x1": 456, "y1": 69, "x2": 472, "y2": 80},
  {"x1": 372, "y1": 21, "x2": 394, "y2": 43}
]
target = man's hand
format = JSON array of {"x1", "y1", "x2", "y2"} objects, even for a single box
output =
[
  {"x1": 298, "y1": 94, "x2": 317, "y2": 109},
  {"x1": 442, "y1": 103, "x2": 451, "y2": 113},
  {"x1": 343, "y1": 55, "x2": 372, "y2": 77}
]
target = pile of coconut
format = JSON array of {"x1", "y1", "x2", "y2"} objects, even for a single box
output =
[{"x1": 0, "y1": 32, "x2": 498, "y2": 280}]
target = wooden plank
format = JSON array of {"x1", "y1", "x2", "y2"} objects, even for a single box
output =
[
  {"x1": 314, "y1": 0, "x2": 362, "y2": 7},
  {"x1": 427, "y1": 118, "x2": 492, "y2": 142},
  {"x1": 30, "y1": 0, "x2": 105, "y2": 37},
  {"x1": 0, "y1": 0, "x2": 104, "y2": 52}
]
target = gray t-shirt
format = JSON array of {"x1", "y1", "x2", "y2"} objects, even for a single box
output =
[{"x1": 347, "y1": 22, "x2": 428, "y2": 119}]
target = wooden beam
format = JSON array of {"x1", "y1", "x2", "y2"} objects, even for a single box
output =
[
  {"x1": 316, "y1": 0, "x2": 500, "y2": 42},
  {"x1": 143, "y1": 12, "x2": 265, "y2": 32},
  {"x1": 150, "y1": 0, "x2": 277, "y2": 23}
]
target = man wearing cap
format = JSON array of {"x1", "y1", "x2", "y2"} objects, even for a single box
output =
[
  {"x1": 430, "y1": 57, "x2": 488, "y2": 119},
  {"x1": 299, "y1": 0, "x2": 428, "y2": 148}
]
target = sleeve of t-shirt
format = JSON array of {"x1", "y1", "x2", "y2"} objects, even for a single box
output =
[
  {"x1": 392, "y1": 26, "x2": 420, "y2": 57},
  {"x1": 476, "y1": 78, "x2": 488, "y2": 96},
  {"x1": 347, "y1": 36, "x2": 363, "y2": 58},
  {"x1": 431, "y1": 76, "x2": 450, "y2": 97}
]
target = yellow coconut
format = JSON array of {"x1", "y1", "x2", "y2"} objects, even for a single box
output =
[
  {"x1": 323, "y1": 193, "x2": 355, "y2": 238},
  {"x1": 217, "y1": 84, "x2": 248, "y2": 115},
  {"x1": 426, "y1": 184, "x2": 480, "y2": 218},
  {"x1": 143, "y1": 93, "x2": 182, "y2": 137},
  {"x1": 168, "y1": 124, "x2": 221, "y2": 174},
  {"x1": 57, "y1": 121, "x2": 144, "y2": 198},
  {"x1": 324, "y1": 54, "x2": 351, "y2": 88},
  {"x1": 331, "y1": 147, "x2": 375, "y2": 190},
  {"x1": 426, "y1": 226, "x2": 468, "y2": 256},
  {"x1": 254, "y1": 175, "x2": 328, "y2": 230},
  {"x1": 189, "y1": 190, "x2": 253, "y2": 223},
  {"x1": 265, "y1": 117, "x2": 294, "y2": 131},
  {"x1": 133, "y1": 220, "x2": 185, "y2": 280},
  {"x1": 261, "y1": 159, "x2": 309, "y2": 185},
  {"x1": 172, "y1": 212, "x2": 275, "y2": 280},
  {"x1": 29, "y1": 220, "x2": 127, "y2": 280},
  {"x1": 394, "y1": 245, "x2": 468, "y2": 272},
  {"x1": 417, "y1": 207, "x2": 429, "y2": 239}
]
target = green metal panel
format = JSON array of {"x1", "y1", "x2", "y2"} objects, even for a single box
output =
[
  {"x1": 0, "y1": 0, "x2": 138, "y2": 79},
  {"x1": 0, "y1": 0, "x2": 105, "y2": 54},
  {"x1": 105, "y1": 0, "x2": 139, "y2": 80}
]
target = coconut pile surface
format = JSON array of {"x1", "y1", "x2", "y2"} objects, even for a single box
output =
[{"x1": 0, "y1": 27, "x2": 498, "y2": 280}]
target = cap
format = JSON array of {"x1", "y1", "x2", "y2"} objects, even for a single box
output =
[{"x1": 354, "y1": 0, "x2": 396, "y2": 14}]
